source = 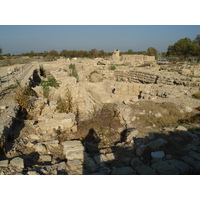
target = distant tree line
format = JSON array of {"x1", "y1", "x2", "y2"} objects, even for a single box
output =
[{"x1": 19, "y1": 49, "x2": 111, "y2": 59}]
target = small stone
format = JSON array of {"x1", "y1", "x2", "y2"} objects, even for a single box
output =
[
  {"x1": 39, "y1": 155, "x2": 52, "y2": 163},
  {"x1": 135, "y1": 164, "x2": 157, "y2": 175},
  {"x1": 29, "y1": 134, "x2": 40, "y2": 141},
  {"x1": 126, "y1": 129, "x2": 139, "y2": 142},
  {"x1": 155, "y1": 112, "x2": 162, "y2": 118},
  {"x1": 130, "y1": 157, "x2": 143, "y2": 168},
  {"x1": 28, "y1": 171, "x2": 39, "y2": 175},
  {"x1": 0, "y1": 106, "x2": 7, "y2": 110},
  {"x1": 175, "y1": 125, "x2": 188, "y2": 131},
  {"x1": 131, "y1": 116, "x2": 136, "y2": 122},
  {"x1": 148, "y1": 133, "x2": 155, "y2": 140},
  {"x1": 71, "y1": 125, "x2": 77, "y2": 133},
  {"x1": 105, "y1": 153, "x2": 115, "y2": 161},
  {"x1": 151, "y1": 161, "x2": 179, "y2": 175},
  {"x1": 136, "y1": 145, "x2": 147, "y2": 157},
  {"x1": 151, "y1": 151, "x2": 165, "y2": 159},
  {"x1": 185, "y1": 107, "x2": 193, "y2": 113},
  {"x1": 112, "y1": 166, "x2": 137, "y2": 175},
  {"x1": 84, "y1": 156, "x2": 99, "y2": 173},
  {"x1": 33, "y1": 143, "x2": 47, "y2": 153}
]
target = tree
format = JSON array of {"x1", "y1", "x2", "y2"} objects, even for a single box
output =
[
  {"x1": 0, "y1": 47, "x2": 2, "y2": 54},
  {"x1": 167, "y1": 37, "x2": 200, "y2": 59},
  {"x1": 147, "y1": 47, "x2": 157, "y2": 57},
  {"x1": 127, "y1": 49, "x2": 134, "y2": 54},
  {"x1": 194, "y1": 34, "x2": 200, "y2": 46},
  {"x1": 49, "y1": 50, "x2": 58, "y2": 57},
  {"x1": 99, "y1": 49, "x2": 105, "y2": 57},
  {"x1": 89, "y1": 49, "x2": 98, "y2": 58}
]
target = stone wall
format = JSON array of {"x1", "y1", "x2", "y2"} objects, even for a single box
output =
[
  {"x1": 114, "y1": 69, "x2": 200, "y2": 87},
  {"x1": 112, "y1": 49, "x2": 155, "y2": 66},
  {"x1": 121, "y1": 55, "x2": 155, "y2": 66}
]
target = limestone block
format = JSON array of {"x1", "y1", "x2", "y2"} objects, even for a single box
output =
[
  {"x1": 28, "y1": 134, "x2": 40, "y2": 141},
  {"x1": 181, "y1": 69, "x2": 191, "y2": 76},
  {"x1": 10, "y1": 157, "x2": 24, "y2": 169},
  {"x1": 39, "y1": 155, "x2": 52, "y2": 163},
  {"x1": 42, "y1": 140, "x2": 59, "y2": 149},
  {"x1": 90, "y1": 73, "x2": 103, "y2": 83},
  {"x1": 28, "y1": 171, "x2": 39, "y2": 175},
  {"x1": 38, "y1": 113, "x2": 75, "y2": 133},
  {"x1": 33, "y1": 143, "x2": 47, "y2": 153},
  {"x1": 67, "y1": 159, "x2": 83, "y2": 175},
  {"x1": 62, "y1": 140, "x2": 85, "y2": 161},
  {"x1": 0, "y1": 160, "x2": 9, "y2": 167}
]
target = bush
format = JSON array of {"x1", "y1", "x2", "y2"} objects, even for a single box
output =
[
  {"x1": 42, "y1": 86, "x2": 50, "y2": 99},
  {"x1": 69, "y1": 64, "x2": 79, "y2": 81},
  {"x1": 90, "y1": 70, "x2": 98, "y2": 75},
  {"x1": 192, "y1": 93, "x2": 200, "y2": 99},
  {"x1": 40, "y1": 75, "x2": 59, "y2": 88},
  {"x1": 109, "y1": 65, "x2": 116, "y2": 70},
  {"x1": 15, "y1": 83, "x2": 38, "y2": 113},
  {"x1": 56, "y1": 87, "x2": 76, "y2": 113}
]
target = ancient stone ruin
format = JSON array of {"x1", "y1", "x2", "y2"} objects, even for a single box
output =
[{"x1": 0, "y1": 50, "x2": 200, "y2": 175}]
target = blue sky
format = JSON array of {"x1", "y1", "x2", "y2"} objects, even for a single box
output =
[{"x1": 0, "y1": 25, "x2": 200, "y2": 54}]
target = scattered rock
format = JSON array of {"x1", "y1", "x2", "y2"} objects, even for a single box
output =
[
  {"x1": 175, "y1": 125, "x2": 188, "y2": 131},
  {"x1": 135, "y1": 164, "x2": 157, "y2": 175},
  {"x1": 151, "y1": 151, "x2": 165, "y2": 159},
  {"x1": 184, "y1": 107, "x2": 193, "y2": 113},
  {"x1": 111, "y1": 166, "x2": 137, "y2": 175},
  {"x1": 148, "y1": 138, "x2": 168, "y2": 151},
  {"x1": 130, "y1": 157, "x2": 143, "y2": 168},
  {"x1": 126, "y1": 129, "x2": 139, "y2": 143},
  {"x1": 167, "y1": 159, "x2": 191, "y2": 174},
  {"x1": 84, "y1": 156, "x2": 99, "y2": 173},
  {"x1": 151, "y1": 161, "x2": 179, "y2": 175},
  {"x1": 136, "y1": 145, "x2": 147, "y2": 157}
]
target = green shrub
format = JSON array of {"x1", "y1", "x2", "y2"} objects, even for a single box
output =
[
  {"x1": 40, "y1": 75, "x2": 59, "y2": 88},
  {"x1": 42, "y1": 86, "x2": 50, "y2": 99},
  {"x1": 69, "y1": 63, "x2": 79, "y2": 81},
  {"x1": 192, "y1": 93, "x2": 200, "y2": 99},
  {"x1": 90, "y1": 70, "x2": 98, "y2": 75},
  {"x1": 109, "y1": 65, "x2": 116, "y2": 70}
]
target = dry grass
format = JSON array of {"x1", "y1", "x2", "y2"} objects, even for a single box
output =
[
  {"x1": 77, "y1": 103, "x2": 122, "y2": 148},
  {"x1": 56, "y1": 87, "x2": 77, "y2": 114},
  {"x1": 14, "y1": 83, "x2": 37, "y2": 113},
  {"x1": 130, "y1": 101, "x2": 194, "y2": 128}
]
